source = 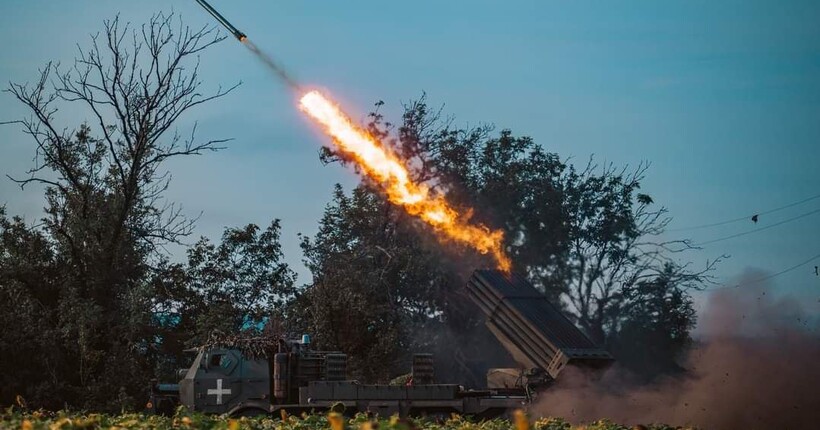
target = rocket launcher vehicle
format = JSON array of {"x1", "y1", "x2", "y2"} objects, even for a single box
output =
[{"x1": 148, "y1": 269, "x2": 613, "y2": 417}]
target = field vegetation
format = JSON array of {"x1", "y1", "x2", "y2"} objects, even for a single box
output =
[{"x1": 1, "y1": 408, "x2": 693, "y2": 430}]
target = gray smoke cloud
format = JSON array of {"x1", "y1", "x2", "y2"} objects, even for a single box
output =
[{"x1": 534, "y1": 271, "x2": 820, "y2": 429}]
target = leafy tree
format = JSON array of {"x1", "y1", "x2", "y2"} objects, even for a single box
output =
[
  {"x1": 0, "y1": 208, "x2": 66, "y2": 409},
  {"x1": 150, "y1": 220, "x2": 297, "y2": 374},
  {"x1": 0, "y1": 12, "x2": 235, "y2": 410},
  {"x1": 186, "y1": 221, "x2": 296, "y2": 339},
  {"x1": 298, "y1": 185, "x2": 455, "y2": 381},
  {"x1": 609, "y1": 264, "x2": 697, "y2": 379}
]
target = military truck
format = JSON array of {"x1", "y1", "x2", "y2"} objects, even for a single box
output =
[{"x1": 147, "y1": 269, "x2": 612, "y2": 417}]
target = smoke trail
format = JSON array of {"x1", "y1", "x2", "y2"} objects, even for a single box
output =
[
  {"x1": 242, "y1": 39, "x2": 300, "y2": 90},
  {"x1": 534, "y1": 272, "x2": 820, "y2": 429}
]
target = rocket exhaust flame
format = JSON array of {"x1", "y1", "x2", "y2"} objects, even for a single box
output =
[
  {"x1": 299, "y1": 90, "x2": 512, "y2": 271},
  {"x1": 192, "y1": 0, "x2": 510, "y2": 269}
]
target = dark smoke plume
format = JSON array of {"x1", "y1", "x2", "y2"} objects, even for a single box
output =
[
  {"x1": 243, "y1": 39, "x2": 300, "y2": 90},
  {"x1": 535, "y1": 271, "x2": 820, "y2": 429}
]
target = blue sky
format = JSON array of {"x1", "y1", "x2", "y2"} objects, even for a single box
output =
[{"x1": 1, "y1": 1, "x2": 819, "y2": 308}]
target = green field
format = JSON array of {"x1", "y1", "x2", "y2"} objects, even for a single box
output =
[{"x1": 1, "y1": 408, "x2": 692, "y2": 430}]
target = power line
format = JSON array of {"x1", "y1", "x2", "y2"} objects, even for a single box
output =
[
  {"x1": 703, "y1": 251, "x2": 820, "y2": 291},
  {"x1": 693, "y1": 207, "x2": 820, "y2": 246},
  {"x1": 669, "y1": 191, "x2": 820, "y2": 232}
]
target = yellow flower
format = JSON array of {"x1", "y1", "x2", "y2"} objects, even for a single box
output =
[
  {"x1": 280, "y1": 409, "x2": 288, "y2": 421},
  {"x1": 49, "y1": 418, "x2": 72, "y2": 430},
  {"x1": 73, "y1": 416, "x2": 100, "y2": 429},
  {"x1": 20, "y1": 419, "x2": 33, "y2": 430},
  {"x1": 181, "y1": 416, "x2": 192, "y2": 426},
  {"x1": 513, "y1": 409, "x2": 529, "y2": 430},
  {"x1": 328, "y1": 412, "x2": 345, "y2": 430},
  {"x1": 228, "y1": 419, "x2": 240, "y2": 430}
]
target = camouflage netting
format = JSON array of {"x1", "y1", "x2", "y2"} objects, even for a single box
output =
[{"x1": 203, "y1": 330, "x2": 284, "y2": 359}]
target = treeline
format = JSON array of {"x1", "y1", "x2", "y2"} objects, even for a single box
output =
[{"x1": 0, "y1": 13, "x2": 713, "y2": 411}]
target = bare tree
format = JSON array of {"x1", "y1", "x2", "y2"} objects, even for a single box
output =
[{"x1": 5, "y1": 12, "x2": 237, "y2": 266}]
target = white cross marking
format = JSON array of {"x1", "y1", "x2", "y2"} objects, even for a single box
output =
[{"x1": 207, "y1": 379, "x2": 232, "y2": 405}]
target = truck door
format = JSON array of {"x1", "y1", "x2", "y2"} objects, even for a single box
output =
[{"x1": 201, "y1": 349, "x2": 240, "y2": 411}]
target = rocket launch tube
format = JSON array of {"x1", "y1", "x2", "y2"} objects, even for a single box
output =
[{"x1": 194, "y1": 0, "x2": 247, "y2": 41}]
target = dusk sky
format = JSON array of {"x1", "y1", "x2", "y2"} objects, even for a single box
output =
[{"x1": 2, "y1": 0, "x2": 818, "y2": 308}]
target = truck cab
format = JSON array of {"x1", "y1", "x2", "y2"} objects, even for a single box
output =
[{"x1": 179, "y1": 347, "x2": 272, "y2": 415}]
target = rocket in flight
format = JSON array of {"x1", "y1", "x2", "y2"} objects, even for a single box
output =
[{"x1": 194, "y1": 0, "x2": 247, "y2": 42}]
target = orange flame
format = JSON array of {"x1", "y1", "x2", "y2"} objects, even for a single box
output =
[{"x1": 299, "y1": 90, "x2": 511, "y2": 272}]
